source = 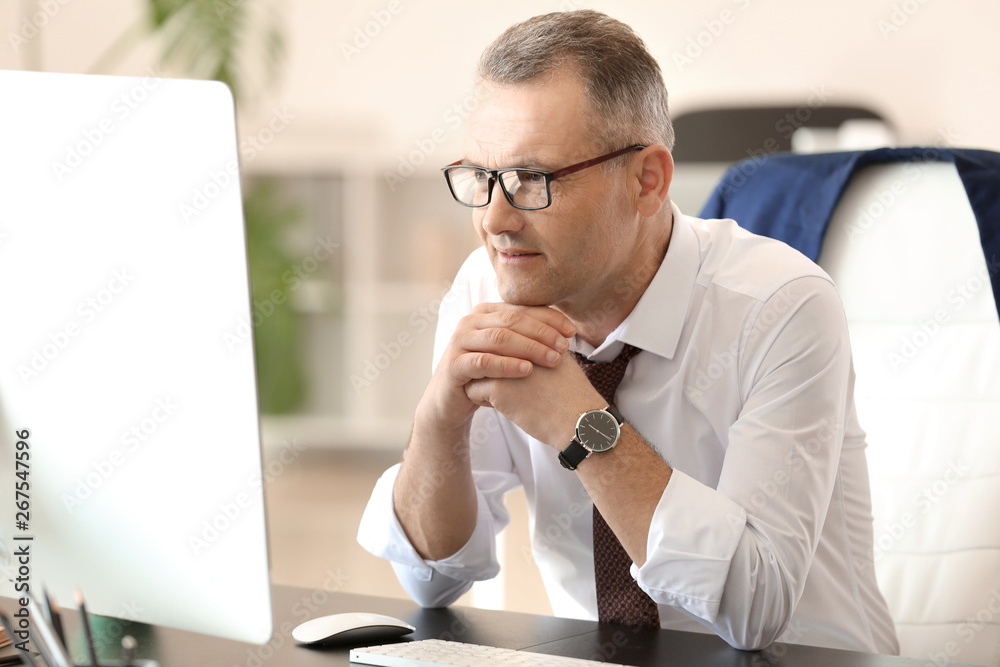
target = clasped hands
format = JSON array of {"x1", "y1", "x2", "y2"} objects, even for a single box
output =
[{"x1": 424, "y1": 302, "x2": 605, "y2": 450}]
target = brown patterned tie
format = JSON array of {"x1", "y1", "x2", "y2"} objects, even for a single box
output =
[{"x1": 572, "y1": 344, "x2": 660, "y2": 628}]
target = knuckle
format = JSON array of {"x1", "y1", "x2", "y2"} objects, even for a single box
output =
[
  {"x1": 485, "y1": 327, "x2": 510, "y2": 348},
  {"x1": 496, "y1": 309, "x2": 521, "y2": 328},
  {"x1": 471, "y1": 352, "x2": 489, "y2": 371}
]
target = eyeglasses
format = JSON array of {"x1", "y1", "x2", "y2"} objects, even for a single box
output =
[{"x1": 441, "y1": 144, "x2": 646, "y2": 211}]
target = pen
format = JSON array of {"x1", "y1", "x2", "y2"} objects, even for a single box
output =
[
  {"x1": 120, "y1": 635, "x2": 136, "y2": 667},
  {"x1": 0, "y1": 607, "x2": 36, "y2": 667},
  {"x1": 75, "y1": 589, "x2": 101, "y2": 667},
  {"x1": 26, "y1": 595, "x2": 72, "y2": 667},
  {"x1": 26, "y1": 612, "x2": 56, "y2": 667},
  {"x1": 43, "y1": 588, "x2": 67, "y2": 650}
]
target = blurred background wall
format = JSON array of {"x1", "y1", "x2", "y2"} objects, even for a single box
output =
[
  {"x1": 3, "y1": 0, "x2": 998, "y2": 452},
  {"x1": 3, "y1": 0, "x2": 999, "y2": 626}
]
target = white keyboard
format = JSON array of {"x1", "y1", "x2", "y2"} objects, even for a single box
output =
[{"x1": 350, "y1": 639, "x2": 631, "y2": 666}]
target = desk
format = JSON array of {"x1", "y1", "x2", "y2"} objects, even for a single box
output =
[{"x1": 45, "y1": 586, "x2": 964, "y2": 666}]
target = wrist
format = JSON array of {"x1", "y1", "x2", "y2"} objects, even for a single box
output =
[
  {"x1": 549, "y1": 390, "x2": 607, "y2": 450},
  {"x1": 558, "y1": 404, "x2": 626, "y2": 470},
  {"x1": 411, "y1": 391, "x2": 475, "y2": 461}
]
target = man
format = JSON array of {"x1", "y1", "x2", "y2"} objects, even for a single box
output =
[{"x1": 358, "y1": 9, "x2": 899, "y2": 654}]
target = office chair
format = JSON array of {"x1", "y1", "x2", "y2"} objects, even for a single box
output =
[
  {"x1": 672, "y1": 105, "x2": 891, "y2": 163},
  {"x1": 700, "y1": 148, "x2": 1000, "y2": 666},
  {"x1": 668, "y1": 104, "x2": 893, "y2": 216}
]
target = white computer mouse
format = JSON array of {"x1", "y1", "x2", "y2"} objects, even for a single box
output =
[{"x1": 292, "y1": 612, "x2": 415, "y2": 645}]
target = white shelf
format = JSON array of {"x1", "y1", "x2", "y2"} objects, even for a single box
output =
[{"x1": 240, "y1": 119, "x2": 473, "y2": 450}]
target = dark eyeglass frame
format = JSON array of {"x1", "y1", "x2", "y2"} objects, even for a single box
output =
[{"x1": 441, "y1": 144, "x2": 647, "y2": 211}]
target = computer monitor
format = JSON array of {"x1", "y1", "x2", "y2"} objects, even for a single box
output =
[{"x1": 0, "y1": 69, "x2": 272, "y2": 644}]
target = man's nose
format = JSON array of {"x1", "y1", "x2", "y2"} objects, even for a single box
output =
[{"x1": 479, "y1": 180, "x2": 526, "y2": 236}]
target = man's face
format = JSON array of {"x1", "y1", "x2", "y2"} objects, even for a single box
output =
[{"x1": 465, "y1": 68, "x2": 638, "y2": 313}]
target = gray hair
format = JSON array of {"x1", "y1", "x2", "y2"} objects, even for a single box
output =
[{"x1": 477, "y1": 10, "x2": 674, "y2": 157}]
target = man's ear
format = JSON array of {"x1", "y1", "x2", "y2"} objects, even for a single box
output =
[{"x1": 634, "y1": 145, "x2": 673, "y2": 217}]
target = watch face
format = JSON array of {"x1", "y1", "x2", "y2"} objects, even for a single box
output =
[{"x1": 576, "y1": 410, "x2": 621, "y2": 453}]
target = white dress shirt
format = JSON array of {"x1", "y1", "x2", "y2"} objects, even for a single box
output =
[{"x1": 358, "y1": 203, "x2": 900, "y2": 654}]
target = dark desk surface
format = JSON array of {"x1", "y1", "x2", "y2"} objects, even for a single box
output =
[{"x1": 43, "y1": 585, "x2": 961, "y2": 667}]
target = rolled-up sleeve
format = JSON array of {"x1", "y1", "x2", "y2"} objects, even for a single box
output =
[
  {"x1": 357, "y1": 459, "x2": 520, "y2": 607},
  {"x1": 635, "y1": 277, "x2": 852, "y2": 650},
  {"x1": 358, "y1": 464, "x2": 517, "y2": 607},
  {"x1": 635, "y1": 469, "x2": 747, "y2": 621}
]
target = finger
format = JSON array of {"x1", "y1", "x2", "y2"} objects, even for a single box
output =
[
  {"x1": 475, "y1": 302, "x2": 577, "y2": 340},
  {"x1": 455, "y1": 325, "x2": 563, "y2": 371},
  {"x1": 454, "y1": 350, "x2": 535, "y2": 383},
  {"x1": 465, "y1": 307, "x2": 573, "y2": 367},
  {"x1": 464, "y1": 379, "x2": 494, "y2": 408}
]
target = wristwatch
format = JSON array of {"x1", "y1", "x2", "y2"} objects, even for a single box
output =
[{"x1": 558, "y1": 405, "x2": 625, "y2": 470}]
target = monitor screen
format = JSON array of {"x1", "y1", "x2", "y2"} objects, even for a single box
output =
[{"x1": 0, "y1": 69, "x2": 272, "y2": 645}]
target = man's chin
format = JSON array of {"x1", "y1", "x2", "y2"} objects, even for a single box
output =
[
  {"x1": 501, "y1": 295, "x2": 550, "y2": 308},
  {"x1": 497, "y1": 284, "x2": 552, "y2": 308}
]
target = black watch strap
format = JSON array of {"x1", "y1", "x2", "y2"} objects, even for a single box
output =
[
  {"x1": 558, "y1": 406, "x2": 625, "y2": 471},
  {"x1": 605, "y1": 405, "x2": 625, "y2": 425},
  {"x1": 558, "y1": 439, "x2": 589, "y2": 470}
]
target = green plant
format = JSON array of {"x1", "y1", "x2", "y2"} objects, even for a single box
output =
[
  {"x1": 92, "y1": 0, "x2": 286, "y2": 101},
  {"x1": 243, "y1": 182, "x2": 307, "y2": 413}
]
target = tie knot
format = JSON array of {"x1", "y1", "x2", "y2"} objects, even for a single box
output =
[{"x1": 572, "y1": 344, "x2": 640, "y2": 405}]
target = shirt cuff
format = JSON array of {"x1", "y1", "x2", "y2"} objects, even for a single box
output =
[
  {"x1": 634, "y1": 469, "x2": 747, "y2": 622},
  {"x1": 356, "y1": 463, "x2": 500, "y2": 583}
]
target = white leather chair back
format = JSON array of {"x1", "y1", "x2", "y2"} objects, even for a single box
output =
[{"x1": 818, "y1": 162, "x2": 1000, "y2": 666}]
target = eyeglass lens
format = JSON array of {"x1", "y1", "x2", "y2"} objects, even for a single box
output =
[{"x1": 447, "y1": 168, "x2": 550, "y2": 210}]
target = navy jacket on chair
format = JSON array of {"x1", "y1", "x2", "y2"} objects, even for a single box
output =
[{"x1": 698, "y1": 147, "x2": 1000, "y2": 319}]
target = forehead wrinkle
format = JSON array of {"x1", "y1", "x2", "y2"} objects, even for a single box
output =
[
  {"x1": 465, "y1": 137, "x2": 564, "y2": 171},
  {"x1": 466, "y1": 73, "x2": 591, "y2": 171}
]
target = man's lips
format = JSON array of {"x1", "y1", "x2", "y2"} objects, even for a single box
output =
[{"x1": 495, "y1": 248, "x2": 541, "y2": 260}]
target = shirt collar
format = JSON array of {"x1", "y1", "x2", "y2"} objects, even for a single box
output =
[{"x1": 573, "y1": 201, "x2": 700, "y2": 362}]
